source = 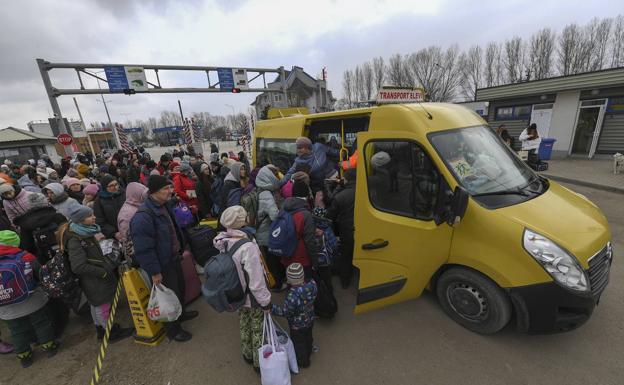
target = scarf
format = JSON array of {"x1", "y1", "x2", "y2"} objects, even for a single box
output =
[{"x1": 70, "y1": 222, "x2": 102, "y2": 237}]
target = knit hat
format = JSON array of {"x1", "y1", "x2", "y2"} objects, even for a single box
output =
[
  {"x1": 83, "y1": 183, "x2": 99, "y2": 196},
  {"x1": 46, "y1": 168, "x2": 58, "y2": 177},
  {"x1": 148, "y1": 175, "x2": 172, "y2": 194},
  {"x1": 371, "y1": 151, "x2": 391, "y2": 168},
  {"x1": 68, "y1": 204, "x2": 93, "y2": 224},
  {"x1": 180, "y1": 163, "x2": 193, "y2": 174},
  {"x1": 66, "y1": 168, "x2": 78, "y2": 178},
  {"x1": 220, "y1": 205, "x2": 247, "y2": 229},
  {"x1": 63, "y1": 177, "x2": 81, "y2": 188},
  {"x1": 99, "y1": 174, "x2": 116, "y2": 190},
  {"x1": 292, "y1": 180, "x2": 310, "y2": 198},
  {"x1": 27, "y1": 193, "x2": 50, "y2": 210},
  {"x1": 0, "y1": 183, "x2": 14, "y2": 195},
  {"x1": 200, "y1": 163, "x2": 210, "y2": 173},
  {"x1": 150, "y1": 168, "x2": 160, "y2": 176},
  {"x1": 286, "y1": 263, "x2": 305, "y2": 285},
  {"x1": 295, "y1": 137, "x2": 312, "y2": 149},
  {"x1": 76, "y1": 164, "x2": 90, "y2": 176},
  {"x1": 0, "y1": 230, "x2": 20, "y2": 247}
]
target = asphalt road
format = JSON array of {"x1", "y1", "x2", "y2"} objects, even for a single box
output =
[{"x1": 1, "y1": 182, "x2": 622, "y2": 385}]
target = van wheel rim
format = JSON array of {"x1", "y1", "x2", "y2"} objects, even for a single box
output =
[{"x1": 446, "y1": 283, "x2": 488, "y2": 321}]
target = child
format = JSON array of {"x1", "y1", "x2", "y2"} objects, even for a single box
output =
[
  {"x1": 0, "y1": 230, "x2": 58, "y2": 368},
  {"x1": 272, "y1": 263, "x2": 318, "y2": 368},
  {"x1": 62, "y1": 205, "x2": 133, "y2": 342}
]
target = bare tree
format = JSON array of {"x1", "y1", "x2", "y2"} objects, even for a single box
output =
[
  {"x1": 459, "y1": 45, "x2": 483, "y2": 100},
  {"x1": 504, "y1": 37, "x2": 526, "y2": 83},
  {"x1": 354, "y1": 65, "x2": 365, "y2": 102},
  {"x1": 586, "y1": 17, "x2": 612, "y2": 71},
  {"x1": 361, "y1": 61, "x2": 374, "y2": 101},
  {"x1": 387, "y1": 53, "x2": 408, "y2": 87},
  {"x1": 484, "y1": 42, "x2": 503, "y2": 87},
  {"x1": 372, "y1": 56, "x2": 385, "y2": 92},
  {"x1": 342, "y1": 69, "x2": 355, "y2": 108},
  {"x1": 611, "y1": 15, "x2": 624, "y2": 67},
  {"x1": 408, "y1": 45, "x2": 462, "y2": 101},
  {"x1": 528, "y1": 28, "x2": 555, "y2": 79}
]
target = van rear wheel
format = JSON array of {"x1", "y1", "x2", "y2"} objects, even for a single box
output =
[{"x1": 436, "y1": 267, "x2": 511, "y2": 335}]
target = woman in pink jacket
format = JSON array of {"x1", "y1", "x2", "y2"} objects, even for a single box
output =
[
  {"x1": 213, "y1": 205, "x2": 271, "y2": 373},
  {"x1": 117, "y1": 182, "x2": 149, "y2": 242}
]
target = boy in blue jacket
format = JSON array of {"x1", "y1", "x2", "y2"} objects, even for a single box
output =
[{"x1": 272, "y1": 263, "x2": 318, "y2": 368}]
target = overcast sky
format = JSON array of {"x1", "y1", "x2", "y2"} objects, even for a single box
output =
[{"x1": 0, "y1": 0, "x2": 619, "y2": 129}]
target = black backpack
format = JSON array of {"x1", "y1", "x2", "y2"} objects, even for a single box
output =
[{"x1": 33, "y1": 222, "x2": 62, "y2": 264}]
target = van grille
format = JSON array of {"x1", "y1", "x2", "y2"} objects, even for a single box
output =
[{"x1": 587, "y1": 243, "x2": 612, "y2": 297}]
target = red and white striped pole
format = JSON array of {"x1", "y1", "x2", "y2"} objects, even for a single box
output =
[{"x1": 115, "y1": 123, "x2": 131, "y2": 152}]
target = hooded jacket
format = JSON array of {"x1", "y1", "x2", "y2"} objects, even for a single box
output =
[
  {"x1": 13, "y1": 206, "x2": 67, "y2": 262},
  {"x1": 255, "y1": 166, "x2": 280, "y2": 246},
  {"x1": 117, "y1": 182, "x2": 148, "y2": 241},
  {"x1": 213, "y1": 229, "x2": 271, "y2": 308},
  {"x1": 173, "y1": 172, "x2": 199, "y2": 213},
  {"x1": 281, "y1": 197, "x2": 319, "y2": 268},
  {"x1": 326, "y1": 178, "x2": 356, "y2": 236},
  {"x1": 43, "y1": 183, "x2": 80, "y2": 220},
  {"x1": 94, "y1": 175, "x2": 126, "y2": 238},
  {"x1": 17, "y1": 174, "x2": 42, "y2": 194},
  {"x1": 220, "y1": 162, "x2": 244, "y2": 215},
  {"x1": 281, "y1": 143, "x2": 339, "y2": 192},
  {"x1": 2, "y1": 186, "x2": 33, "y2": 225}
]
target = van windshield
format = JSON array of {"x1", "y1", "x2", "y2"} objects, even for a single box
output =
[{"x1": 429, "y1": 125, "x2": 544, "y2": 201}]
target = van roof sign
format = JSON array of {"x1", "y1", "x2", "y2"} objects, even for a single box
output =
[{"x1": 376, "y1": 88, "x2": 425, "y2": 104}]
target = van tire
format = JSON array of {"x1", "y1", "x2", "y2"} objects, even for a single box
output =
[{"x1": 436, "y1": 267, "x2": 511, "y2": 335}]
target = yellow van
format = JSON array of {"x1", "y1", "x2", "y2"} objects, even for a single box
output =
[{"x1": 253, "y1": 103, "x2": 613, "y2": 334}]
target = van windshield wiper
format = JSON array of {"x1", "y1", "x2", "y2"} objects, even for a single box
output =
[{"x1": 472, "y1": 188, "x2": 529, "y2": 197}]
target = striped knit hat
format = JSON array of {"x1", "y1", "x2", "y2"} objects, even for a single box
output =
[{"x1": 286, "y1": 263, "x2": 305, "y2": 285}]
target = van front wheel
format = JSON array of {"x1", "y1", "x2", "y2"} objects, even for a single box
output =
[{"x1": 436, "y1": 267, "x2": 511, "y2": 334}]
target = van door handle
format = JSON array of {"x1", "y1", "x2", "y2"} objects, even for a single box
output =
[{"x1": 362, "y1": 240, "x2": 389, "y2": 250}]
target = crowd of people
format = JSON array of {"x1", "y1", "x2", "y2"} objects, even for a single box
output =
[{"x1": 0, "y1": 137, "x2": 356, "y2": 375}]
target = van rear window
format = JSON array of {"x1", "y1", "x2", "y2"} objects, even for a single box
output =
[{"x1": 256, "y1": 138, "x2": 297, "y2": 172}]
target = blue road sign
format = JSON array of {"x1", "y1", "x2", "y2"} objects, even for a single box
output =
[
  {"x1": 152, "y1": 126, "x2": 183, "y2": 134},
  {"x1": 104, "y1": 66, "x2": 129, "y2": 93},
  {"x1": 123, "y1": 127, "x2": 143, "y2": 133},
  {"x1": 217, "y1": 68, "x2": 234, "y2": 91}
]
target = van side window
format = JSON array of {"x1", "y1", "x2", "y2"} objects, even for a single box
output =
[
  {"x1": 256, "y1": 138, "x2": 297, "y2": 172},
  {"x1": 364, "y1": 140, "x2": 439, "y2": 220},
  {"x1": 307, "y1": 116, "x2": 369, "y2": 155}
]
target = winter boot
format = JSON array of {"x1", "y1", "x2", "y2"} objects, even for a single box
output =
[
  {"x1": 18, "y1": 350, "x2": 34, "y2": 368},
  {"x1": 96, "y1": 326, "x2": 105, "y2": 340},
  {"x1": 41, "y1": 341, "x2": 59, "y2": 358},
  {"x1": 108, "y1": 324, "x2": 133, "y2": 343}
]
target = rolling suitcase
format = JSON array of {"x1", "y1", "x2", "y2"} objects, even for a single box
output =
[
  {"x1": 187, "y1": 225, "x2": 220, "y2": 266},
  {"x1": 181, "y1": 250, "x2": 201, "y2": 304}
]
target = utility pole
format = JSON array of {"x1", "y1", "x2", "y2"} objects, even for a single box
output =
[
  {"x1": 73, "y1": 97, "x2": 96, "y2": 157},
  {"x1": 36, "y1": 59, "x2": 74, "y2": 156},
  {"x1": 96, "y1": 76, "x2": 121, "y2": 150}
]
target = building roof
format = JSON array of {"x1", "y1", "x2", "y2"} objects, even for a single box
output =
[
  {"x1": 0, "y1": 126, "x2": 58, "y2": 144},
  {"x1": 476, "y1": 66, "x2": 624, "y2": 101}
]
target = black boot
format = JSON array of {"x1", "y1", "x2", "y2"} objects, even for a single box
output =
[
  {"x1": 95, "y1": 326, "x2": 105, "y2": 341},
  {"x1": 179, "y1": 310, "x2": 199, "y2": 322},
  {"x1": 41, "y1": 341, "x2": 59, "y2": 358},
  {"x1": 108, "y1": 324, "x2": 133, "y2": 343},
  {"x1": 168, "y1": 327, "x2": 192, "y2": 342},
  {"x1": 18, "y1": 351, "x2": 34, "y2": 368}
]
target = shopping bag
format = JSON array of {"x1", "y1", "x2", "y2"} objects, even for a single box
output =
[
  {"x1": 146, "y1": 283, "x2": 182, "y2": 322},
  {"x1": 258, "y1": 313, "x2": 291, "y2": 385},
  {"x1": 274, "y1": 320, "x2": 299, "y2": 374}
]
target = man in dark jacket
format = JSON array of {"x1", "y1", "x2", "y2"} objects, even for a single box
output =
[
  {"x1": 281, "y1": 137, "x2": 339, "y2": 194},
  {"x1": 130, "y1": 175, "x2": 198, "y2": 342},
  {"x1": 327, "y1": 168, "x2": 356, "y2": 289},
  {"x1": 93, "y1": 174, "x2": 125, "y2": 240},
  {"x1": 281, "y1": 180, "x2": 320, "y2": 278}
]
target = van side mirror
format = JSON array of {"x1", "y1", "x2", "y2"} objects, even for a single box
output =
[{"x1": 447, "y1": 186, "x2": 469, "y2": 226}]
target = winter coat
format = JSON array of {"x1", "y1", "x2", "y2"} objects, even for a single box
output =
[
  {"x1": 326, "y1": 179, "x2": 356, "y2": 237},
  {"x1": 255, "y1": 166, "x2": 280, "y2": 246},
  {"x1": 117, "y1": 182, "x2": 148, "y2": 241},
  {"x1": 282, "y1": 143, "x2": 339, "y2": 192},
  {"x1": 281, "y1": 197, "x2": 319, "y2": 267},
  {"x1": 272, "y1": 279, "x2": 317, "y2": 329},
  {"x1": 219, "y1": 162, "x2": 245, "y2": 215},
  {"x1": 17, "y1": 175, "x2": 41, "y2": 193},
  {"x1": 213, "y1": 229, "x2": 271, "y2": 308},
  {"x1": 67, "y1": 189, "x2": 85, "y2": 203},
  {"x1": 0, "y1": 246, "x2": 48, "y2": 320},
  {"x1": 13, "y1": 206, "x2": 67, "y2": 260},
  {"x1": 93, "y1": 190, "x2": 126, "y2": 239},
  {"x1": 44, "y1": 183, "x2": 80, "y2": 220},
  {"x1": 3, "y1": 187, "x2": 33, "y2": 224},
  {"x1": 196, "y1": 174, "x2": 214, "y2": 219},
  {"x1": 173, "y1": 173, "x2": 199, "y2": 213},
  {"x1": 126, "y1": 165, "x2": 141, "y2": 184},
  {"x1": 65, "y1": 230, "x2": 117, "y2": 306},
  {"x1": 130, "y1": 197, "x2": 185, "y2": 276}
]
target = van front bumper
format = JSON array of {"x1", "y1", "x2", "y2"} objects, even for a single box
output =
[{"x1": 509, "y1": 282, "x2": 599, "y2": 334}]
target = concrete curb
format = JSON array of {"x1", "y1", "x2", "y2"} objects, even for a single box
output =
[{"x1": 542, "y1": 173, "x2": 624, "y2": 194}]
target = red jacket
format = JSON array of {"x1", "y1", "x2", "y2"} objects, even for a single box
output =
[
  {"x1": 173, "y1": 173, "x2": 199, "y2": 214},
  {"x1": 280, "y1": 198, "x2": 319, "y2": 268}
]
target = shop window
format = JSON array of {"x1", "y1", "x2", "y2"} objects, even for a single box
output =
[
  {"x1": 495, "y1": 107, "x2": 513, "y2": 120},
  {"x1": 495, "y1": 105, "x2": 531, "y2": 120},
  {"x1": 364, "y1": 140, "x2": 439, "y2": 220}
]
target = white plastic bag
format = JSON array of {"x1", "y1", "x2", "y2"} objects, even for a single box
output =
[
  {"x1": 147, "y1": 283, "x2": 182, "y2": 322},
  {"x1": 259, "y1": 313, "x2": 291, "y2": 385},
  {"x1": 274, "y1": 321, "x2": 299, "y2": 374}
]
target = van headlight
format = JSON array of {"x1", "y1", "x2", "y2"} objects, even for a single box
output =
[{"x1": 523, "y1": 229, "x2": 589, "y2": 292}]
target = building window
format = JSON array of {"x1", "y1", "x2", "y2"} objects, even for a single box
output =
[
  {"x1": 364, "y1": 140, "x2": 439, "y2": 220},
  {"x1": 273, "y1": 94, "x2": 283, "y2": 103},
  {"x1": 495, "y1": 105, "x2": 531, "y2": 120}
]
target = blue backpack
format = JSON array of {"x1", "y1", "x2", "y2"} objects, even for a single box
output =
[
  {"x1": 0, "y1": 251, "x2": 36, "y2": 306},
  {"x1": 173, "y1": 202, "x2": 194, "y2": 228},
  {"x1": 268, "y1": 208, "x2": 304, "y2": 258}
]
